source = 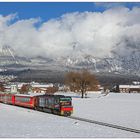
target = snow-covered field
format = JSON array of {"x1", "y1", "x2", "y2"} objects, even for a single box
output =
[
  {"x1": 0, "y1": 92, "x2": 140, "y2": 138},
  {"x1": 71, "y1": 92, "x2": 140, "y2": 130}
]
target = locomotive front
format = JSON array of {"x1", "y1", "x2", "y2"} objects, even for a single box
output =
[{"x1": 59, "y1": 96, "x2": 73, "y2": 116}]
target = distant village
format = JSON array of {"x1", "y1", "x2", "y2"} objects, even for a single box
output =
[
  {"x1": 0, "y1": 74, "x2": 58, "y2": 94},
  {"x1": 0, "y1": 74, "x2": 140, "y2": 94},
  {"x1": 1, "y1": 81, "x2": 57, "y2": 94},
  {"x1": 0, "y1": 74, "x2": 17, "y2": 83}
]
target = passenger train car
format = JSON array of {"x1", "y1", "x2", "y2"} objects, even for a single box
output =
[
  {"x1": 0, "y1": 93, "x2": 73, "y2": 116},
  {"x1": 0, "y1": 93, "x2": 15, "y2": 104},
  {"x1": 14, "y1": 94, "x2": 36, "y2": 109}
]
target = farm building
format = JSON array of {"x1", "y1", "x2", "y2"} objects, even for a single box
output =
[
  {"x1": 119, "y1": 85, "x2": 140, "y2": 93},
  {"x1": 113, "y1": 85, "x2": 140, "y2": 93}
]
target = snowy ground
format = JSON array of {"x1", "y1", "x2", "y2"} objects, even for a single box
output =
[
  {"x1": 70, "y1": 92, "x2": 140, "y2": 130},
  {"x1": 0, "y1": 92, "x2": 140, "y2": 138}
]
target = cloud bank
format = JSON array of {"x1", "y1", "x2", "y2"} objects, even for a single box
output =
[{"x1": 0, "y1": 6, "x2": 140, "y2": 59}]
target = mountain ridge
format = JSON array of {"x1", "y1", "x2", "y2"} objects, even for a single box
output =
[{"x1": 0, "y1": 45, "x2": 140, "y2": 76}]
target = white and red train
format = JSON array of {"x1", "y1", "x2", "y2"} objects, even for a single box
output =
[{"x1": 0, "y1": 93, "x2": 73, "y2": 116}]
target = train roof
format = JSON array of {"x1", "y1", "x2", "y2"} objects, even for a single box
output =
[
  {"x1": 15, "y1": 93, "x2": 45, "y2": 97},
  {"x1": 13, "y1": 93, "x2": 72, "y2": 99},
  {"x1": 37, "y1": 94, "x2": 72, "y2": 99}
]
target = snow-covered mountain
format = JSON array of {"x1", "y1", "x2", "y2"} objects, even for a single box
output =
[
  {"x1": 0, "y1": 45, "x2": 140, "y2": 76},
  {"x1": 54, "y1": 46, "x2": 140, "y2": 75}
]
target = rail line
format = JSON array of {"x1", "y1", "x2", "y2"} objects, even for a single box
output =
[{"x1": 68, "y1": 116, "x2": 140, "y2": 134}]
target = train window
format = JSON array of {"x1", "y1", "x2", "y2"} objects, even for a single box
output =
[
  {"x1": 39, "y1": 97, "x2": 45, "y2": 107},
  {"x1": 39, "y1": 98, "x2": 45, "y2": 103},
  {"x1": 60, "y1": 98, "x2": 71, "y2": 101},
  {"x1": 54, "y1": 98, "x2": 59, "y2": 104},
  {"x1": 45, "y1": 100, "x2": 48, "y2": 104},
  {"x1": 48, "y1": 98, "x2": 51, "y2": 104},
  {"x1": 7, "y1": 96, "x2": 12, "y2": 100},
  {"x1": 16, "y1": 97, "x2": 30, "y2": 102},
  {"x1": 47, "y1": 97, "x2": 54, "y2": 105}
]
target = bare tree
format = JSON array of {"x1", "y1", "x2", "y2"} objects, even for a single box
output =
[
  {"x1": 20, "y1": 84, "x2": 30, "y2": 94},
  {"x1": 46, "y1": 86, "x2": 58, "y2": 94},
  {"x1": 65, "y1": 70, "x2": 99, "y2": 98}
]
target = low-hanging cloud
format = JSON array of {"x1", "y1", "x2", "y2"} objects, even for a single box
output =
[{"x1": 0, "y1": 6, "x2": 140, "y2": 59}]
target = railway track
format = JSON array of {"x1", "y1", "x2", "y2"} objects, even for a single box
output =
[{"x1": 68, "y1": 116, "x2": 140, "y2": 134}]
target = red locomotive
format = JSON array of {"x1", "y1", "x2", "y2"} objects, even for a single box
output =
[{"x1": 0, "y1": 93, "x2": 73, "y2": 116}]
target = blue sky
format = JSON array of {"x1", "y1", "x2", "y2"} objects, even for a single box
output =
[{"x1": 0, "y1": 2, "x2": 140, "y2": 21}]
